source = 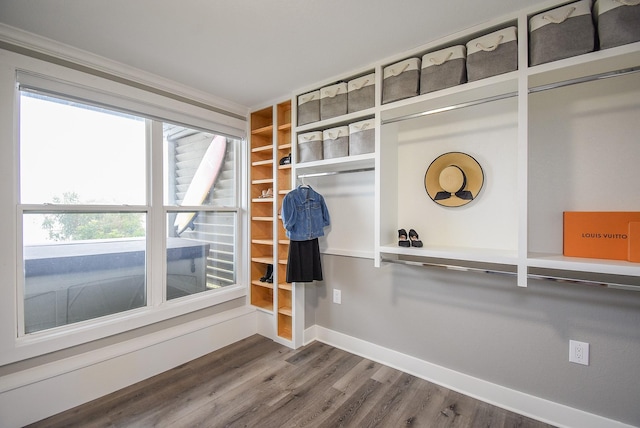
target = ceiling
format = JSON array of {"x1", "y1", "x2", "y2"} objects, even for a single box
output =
[{"x1": 0, "y1": 0, "x2": 545, "y2": 110}]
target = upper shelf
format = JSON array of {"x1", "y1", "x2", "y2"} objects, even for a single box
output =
[
  {"x1": 380, "y1": 71, "x2": 519, "y2": 123},
  {"x1": 527, "y1": 41, "x2": 640, "y2": 89},
  {"x1": 294, "y1": 153, "x2": 375, "y2": 176},
  {"x1": 295, "y1": 108, "x2": 376, "y2": 133}
]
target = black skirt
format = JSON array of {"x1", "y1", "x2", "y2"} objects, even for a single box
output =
[{"x1": 286, "y1": 238, "x2": 323, "y2": 283}]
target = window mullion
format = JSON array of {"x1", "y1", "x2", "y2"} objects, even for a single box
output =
[{"x1": 148, "y1": 119, "x2": 165, "y2": 307}]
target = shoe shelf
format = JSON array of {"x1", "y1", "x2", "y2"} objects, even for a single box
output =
[
  {"x1": 380, "y1": 245, "x2": 519, "y2": 267},
  {"x1": 252, "y1": 239, "x2": 274, "y2": 246},
  {"x1": 275, "y1": 100, "x2": 294, "y2": 341},
  {"x1": 249, "y1": 101, "x2": 297, "y2": 341},
  {"x1": 250, "y1": 106, "x2": 275, "y2": 311}
]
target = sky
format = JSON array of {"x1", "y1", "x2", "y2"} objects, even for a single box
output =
[{"x1": 20, "y1": 93, "x2": 147, "y2": 205}]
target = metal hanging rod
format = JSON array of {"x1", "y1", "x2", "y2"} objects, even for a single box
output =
[
  {"x1": 382, "y1": 258, "x2": 639, "y2": 290},
  {"x1": 528, "y1": 66, "x2": 640, "y2": 94},
  {"x1": 380, "y1": 257, "x2": 516, "y2": 277},
  {"x1": 381, "y1": 92, "x2": 517, "y2": 125},
  {"x1": 381, "y1": 66, "x2": 640, "y2": 126},
  {"x1": 297, "y1": 167, "x2": 374, "y2": 179},
  {"x1": 527, "y1": 274, "x2": 640, "y2": 292}
]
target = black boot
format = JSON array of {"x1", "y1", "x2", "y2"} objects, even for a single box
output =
[{"x1": 260, "y1": 264, "x2": 273, "y2": 282}]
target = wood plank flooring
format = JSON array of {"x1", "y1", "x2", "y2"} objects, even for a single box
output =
[{"x1": 27, "y1": 335, "x2": 554, "y2": 428}]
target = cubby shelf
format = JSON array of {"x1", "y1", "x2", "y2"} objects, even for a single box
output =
[{"x1": 250, "y1": 100, "x2": 298, "y2": 344}]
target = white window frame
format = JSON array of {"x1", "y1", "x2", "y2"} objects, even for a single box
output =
[{"x1": 0, "y1": 50, "x2": 248, "y2": 365}]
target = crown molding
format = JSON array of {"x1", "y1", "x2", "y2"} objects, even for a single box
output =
[{"x1": 0, "y1": 23, "x2": 248, "y2": 119}]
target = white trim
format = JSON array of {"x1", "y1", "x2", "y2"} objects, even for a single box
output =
[
  {"x1": 311, "y1": 326, "x2": 635, "y2": 428},
  {"x1": 0, "y1": 23, "x2": 248, "y2": 118},
  {"x1": 0, "y1": 49, "x2": 249, "y2": 365},
  {"x1": 0, "y1": 306, "x2": 258, "y2": 427}
]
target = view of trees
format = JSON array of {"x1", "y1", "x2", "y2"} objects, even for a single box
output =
[{"x1": 41, "y1": 192, "x2": 145, "y2": 241}]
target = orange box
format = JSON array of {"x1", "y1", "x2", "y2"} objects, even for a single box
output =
[
  {"x1": 563, "y1": 212, "x2": 640, "y2": 262},
  {"x1": 630, "y1": 222, "x2": 640, "y2": 263}
]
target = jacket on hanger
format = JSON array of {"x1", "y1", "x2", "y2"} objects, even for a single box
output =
[{"x1": 282, "y1": 185, "x2": 330, "y2": 241}]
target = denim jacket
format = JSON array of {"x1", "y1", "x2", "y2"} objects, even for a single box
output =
[{"x1": 282, "y1": 185, "x2": 330, "y2": 241}]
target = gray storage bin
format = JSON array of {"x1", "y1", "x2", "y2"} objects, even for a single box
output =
[
  {"x1": 297, "y1": 131, "x2": 323, "y2": 163},
  {"x1": 297, "y1": 91, "x2": 320, "y2": 126},
  {"x1": 466, "y1": 27, "x2": 518, "y2": 81},
  {"x1": 348, "y1": 119, "x2": 375, "y2": 156},
  {"x1": 322, "y1": 126, "x2": 349, "y2": 159},
  {"x1": 420, "y1": 45, "x2": 467, "y2": 94},
  {"x1": 382, "y1": 58, "x2": 421, "y2": 104},
  {"x1": 348, "y1": 73, "x2": 375, "y2": 113},
  {"x1": 320, "y1": 82, "x2": 348, "y2": 120},
  {"x1": 529, "y1": 0, "x2": 595, "y2": 66},
  {"x1": 595, "y1": 0, "x2": 640, "y2": 49}
]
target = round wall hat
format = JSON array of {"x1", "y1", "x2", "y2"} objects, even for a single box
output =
[{"x1": 424, "y1": 152, "x2": 484, "y2": 207}]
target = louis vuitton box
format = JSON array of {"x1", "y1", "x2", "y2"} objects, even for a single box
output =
[{"x1": 563, "y1": 212, "x2": 640, "y2": 262}]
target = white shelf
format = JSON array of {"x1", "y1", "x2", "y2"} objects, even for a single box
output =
[
  {"x1": 380, "y1": 72, "x2": 519, "y2": 123},
  {"x1": 294, "y1": 153, "x2": 375, "y2": 176},
  {"x1": 527, "y1": 253, "x2": 640, "y2": 278},
  {"x1": 527, "y1": 41, "x2": 640, "y2": 88},
  {"x1": 295, "y1": 107, "x2": 375, "y2": 133}
]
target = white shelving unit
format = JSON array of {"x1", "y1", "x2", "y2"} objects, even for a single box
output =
[{"x1": 288, "y1": 0, "x2": 640, "y2": 290}]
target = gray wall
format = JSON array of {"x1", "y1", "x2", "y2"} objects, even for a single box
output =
[{"x1": 308, "y1": 254, "x2": 640, "y2": 426}]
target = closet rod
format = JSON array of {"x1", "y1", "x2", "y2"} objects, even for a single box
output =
[
  {"x1": 380, "y1": 257, "x2": 516, "y2": 277},
  {"x1": 297, "y1": 167, "x2": 374, "y2": 179},
  {"x1": 527, "y1": 274, "x2": 640, "y2": 292},
  {"x1": 381, "y1": 92, "x2": 517, "y2": 125},
  {"x1": 381, "y1": 66, "x2": 640, "y2": 126},
  {"x1": 528, "y1": 66, "x2": 640, "y2": 94}
]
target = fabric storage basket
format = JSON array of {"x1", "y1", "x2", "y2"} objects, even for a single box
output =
[
  {"x1": 348, "y1": 119, "x2": 375, "y2": 156},
  {"x1": 320, "y1": 82, "x2": 348, "y2": 120},
  {"x1": 420, "y1": 45, "x2": 467, "y2": 94},
  {"x1": 347, "y1": 73, "x2": 375, "y2": 113},
  {"x1": 297, "y1": 131, "x2": 323, "y2": 163},
  {"x1": 594, "y1": 0, "x2": 640, "y2": 50},
  {"x1": 529, "y1": 0, "x2": 595, "y2": 66},
  {"x1": 466, "y1": 27, "x2": 518, "y2": 82},
  {"x1": 322, "y1": 126, "x2": 349, "y2": 160},
  {"x1": 297, "y1": 91, "x2": 320, "y2": 126},
  {"x1": 382, "y1": 58, "x2": 421, "y2": 104}
]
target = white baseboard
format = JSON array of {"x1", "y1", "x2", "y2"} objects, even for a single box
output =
[
  {"x1": 3, "y1": 319, "x2": 632, "y2": 428},
  {"x1": 309, "y1": 326, "x2": 633, "y2": 428},
  {"x1": 0, "y1": 306, "x2": 258, "y2": 428}
]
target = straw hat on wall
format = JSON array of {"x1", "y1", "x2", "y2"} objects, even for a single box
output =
[{"x1": 424, "y1": 152, "x2": 484, "y2": 207}]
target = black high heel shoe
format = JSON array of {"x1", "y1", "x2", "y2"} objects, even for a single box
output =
[
  {"x1": 260, "y1": 264, "x2": 273, "y2": 282},
  {"x1": 409, "y1": 229, "x2": 423, "y2": 247},
  {"x1": 398, "y1": 229, "x2": 410, "y2": 247}
]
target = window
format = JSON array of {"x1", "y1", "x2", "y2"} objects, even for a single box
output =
[
  {"x1": 18, "y1": 87, "x2": 241, "y2": 336},
  {"x1": 163, "y1": 123, "x2": 238, "y2": 298}
]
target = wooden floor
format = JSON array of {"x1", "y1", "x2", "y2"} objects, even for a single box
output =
[{"x1": 28, "y1": 335, "x2": 554, "y2": 428}]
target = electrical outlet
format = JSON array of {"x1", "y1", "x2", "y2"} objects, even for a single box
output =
[
  {"x1": 333, "y1": 289, "x2": 341, "y2": 304},
  {"x1": 569, "y1": 340, "x2": 589, "y2": 365}
]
